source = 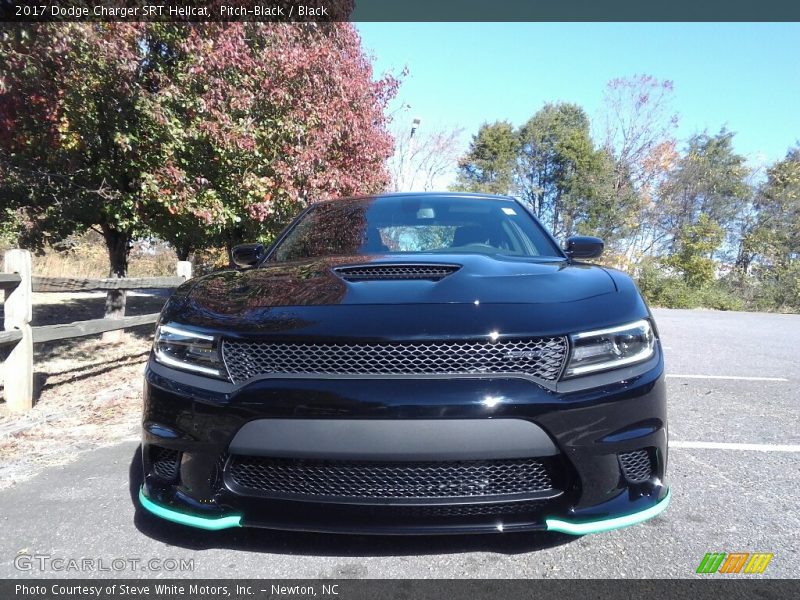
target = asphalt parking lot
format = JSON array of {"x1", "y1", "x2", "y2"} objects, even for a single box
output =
[{"x1": 1, "y1": 308, "x2": 798, "y2": 578}]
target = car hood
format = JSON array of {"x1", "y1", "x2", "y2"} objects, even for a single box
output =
[
  {"x1": 182, "y1": 254, "x2": 615, "y2": 312},
  {"x1": 162, "y1": 255, "x2": 649, "y2": 338}
]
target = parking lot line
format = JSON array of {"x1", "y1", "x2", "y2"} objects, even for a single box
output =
[
  {"x1": 670, "y1": 441, "x2": 800, "y2": 452},
  {"x1": 666, "y1": 374, "x2": 789, "y2": 382}
]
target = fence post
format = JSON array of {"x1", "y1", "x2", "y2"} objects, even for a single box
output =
[
  {"x1": 3, "y1": 249, "x2": 34, "y2": 412},
  {"x1": 176, "y1": 260, "x2": 193, "y2": 280}
]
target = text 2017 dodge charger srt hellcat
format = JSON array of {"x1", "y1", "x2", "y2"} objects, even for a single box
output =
[{"x1": 140, "y1": 193, "x2": 670, "y2": 535}]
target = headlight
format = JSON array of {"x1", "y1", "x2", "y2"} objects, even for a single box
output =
[
  {"x1": 563, "y1": 319, "x2": 655, "y2": 378},
  {"x1": 153, "y1": 323, "x2": 227, "y2": 379}
]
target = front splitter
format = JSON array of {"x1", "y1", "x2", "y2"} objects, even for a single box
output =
[
  {"x1": 545, "y1": 489, "x2": 672, "y2": 535},
  {"x1": 138, "y1": 486, "x2": 671, "y2": 536}
]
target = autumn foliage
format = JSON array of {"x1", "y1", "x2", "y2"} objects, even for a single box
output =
[
  {"x1": 0, "y1": 23, "x2": 399, "y2": 267},
  {"x1": 142, "y1": 23, "x2": 399, "y2": 254}
]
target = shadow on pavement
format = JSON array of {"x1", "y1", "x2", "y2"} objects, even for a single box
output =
[{"x1": 129, "y1": 445, "x2": 578, "y2": 557}]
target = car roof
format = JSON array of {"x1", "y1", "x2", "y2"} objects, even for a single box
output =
[{"x1": 313, "y1": 192, "x2": 520, "y2": 205}]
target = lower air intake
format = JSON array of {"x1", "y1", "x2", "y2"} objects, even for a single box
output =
[
  {"x1": 618, "y1": 449, "x2": 653, "y2": 483},
  {"x1": 226, "y1": 456, "x2": 554, "y2": 500},
  {"x1": 151, "y1": 447, "x2": 181, "y2": 482},
  {"x1": 385, "y1": 500, "x2": 549, "y2": 518}
]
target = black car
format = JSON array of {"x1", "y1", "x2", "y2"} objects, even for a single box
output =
[{"x1": 139, "y1": 192, "x2": 669, "y2": 535}]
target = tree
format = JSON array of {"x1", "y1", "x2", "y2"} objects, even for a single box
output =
[
  {"x1": 453, "y1": 105, "x2": 624, "y2": 244},
  {"x1": 1, "y1": 24, "x2": 175, "y2": 331},
  {"x1": 658, "y1": 130, "x2": 751, "y2": 256},
  {"x1": 144, "y1": 23, "x2": 399, "y2": 255},
  {"x1": 742, "y1": 148, "x2": 800, "y2": 309},
  {"x1": 600, "y1": 75, "x2": 679, "y2": 191},
  {"x1": 574, "y1": 147, "x2": 635, "y2": 244},
  {"x1": 387, "y1": 120, "x2": 464, "y2": 192},
  {"x1": 516, "y1": 103, "x2": 624, "y2": 241},
  {"x1": 664, "y1": 214, "x2": 724, "y2": 287},
  {"x1": 1, "y1": 23, "x2": 398, "y2": 321},
  {"x1": 598, "y1": 75, "x2": 680, "y2": 262},
  {"x1": 451, "y1": 121, "x2": 518, "y2": 195}
]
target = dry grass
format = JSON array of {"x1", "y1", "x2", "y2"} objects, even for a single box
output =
[
  {"x1": 18, "y1": 233, "x2": 231, "y2": 278},
  {"x1": 31, "y1": 233, "x2": 179, "y2": 278},
  {"x1": 34, "y1": 250, "x2": 179, "y2": 279}
]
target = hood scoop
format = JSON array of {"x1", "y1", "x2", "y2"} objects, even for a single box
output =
[{"x1": 334, "y1": 263, "x2": 462, "y2": 282}]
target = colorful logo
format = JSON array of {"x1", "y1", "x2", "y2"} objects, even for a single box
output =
[{"x1": 696, "y1": 552, "x2": 773, "y2": 574}]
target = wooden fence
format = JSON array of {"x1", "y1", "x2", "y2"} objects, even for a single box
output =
[{"x1": 1, "y1": 249, "x2": 192, "y2": 413}]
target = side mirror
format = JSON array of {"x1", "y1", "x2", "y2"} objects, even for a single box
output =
[
  {"x1": 231, "y1": 243, "x2": 266, "y2": 268},
  {"x1": 565, "y1": 236, "x2": 604, "y2": 260}
]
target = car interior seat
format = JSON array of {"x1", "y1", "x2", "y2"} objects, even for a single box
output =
[
  {"x1": 452, "y1": 225, "x2": 491, "y2": 247},
  {"x1": 362, "y1": 227, "x2": 390, "y2": 253}
]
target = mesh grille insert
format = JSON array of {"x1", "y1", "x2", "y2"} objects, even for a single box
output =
[
  {"x1": 226, "y1": 456, "x2": 554, "y2": 500},
  {"x1": 151, "y1": 447, "x2": 181, "y2": 482},
  {"x1": 385, "y1": 500, "x2": 549, "y2": 518},
  {"x1": 619, "y1": 449, "x2": 653, "y2": 483},
  {"x1": 222, "y1": 337, "x2": 568, "y2": 384},
  {"x1": 334, "y1": 264, "x2": 461, "y2": 281}
]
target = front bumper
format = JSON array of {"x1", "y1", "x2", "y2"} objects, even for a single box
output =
[{"x1": 139, "y1": 348, "x2": 669, "y2": 535}]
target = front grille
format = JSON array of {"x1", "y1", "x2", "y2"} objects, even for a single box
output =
[
  {"x1": 226, "y1": 456, "x2": 554, "y2": 500},
  {"x1": 334, "y1": 264, "x2": 461, "y2": 281},
  {"x1": 386, "y1": 500, "x2": 549, "y2": 518},
  {"x1": 619, "y1": 449, "x2": 653, "y2": 483},
  {"x1": 150, "y1": 447, "x2": 181, "y2": 482},
  {"x1": 317, "y1": 500, "x2": 551, "y2": 520},
  {"x1": 221, "y1": 337, "x2": 568, "y2": 384}
]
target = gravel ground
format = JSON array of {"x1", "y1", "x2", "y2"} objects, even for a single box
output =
[{"x1": 0, "y1": 292, "x2": 163, "y2": 489}]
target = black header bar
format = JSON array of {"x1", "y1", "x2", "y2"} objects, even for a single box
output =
[{"x1": 1, "y1": 0, "x2": 800, "y2": 22}]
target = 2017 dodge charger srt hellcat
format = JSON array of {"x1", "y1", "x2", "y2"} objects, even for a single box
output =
[{"x1": 140, "y1": 193, "x2": 670, "y2": 535}]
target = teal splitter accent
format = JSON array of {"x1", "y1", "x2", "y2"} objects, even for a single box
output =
[
  {"x1": 138, "y1": 487, "x2": 242, "y2": 531},
  {"x1": 545, "y1": 488, "x2": 671, "y2": 535}
]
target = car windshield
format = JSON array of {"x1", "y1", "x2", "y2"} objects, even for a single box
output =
[{"x1": 270, "y1": 196, "x2": 563, "y2": 262}]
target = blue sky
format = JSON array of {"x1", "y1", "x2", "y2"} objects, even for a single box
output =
[{"x1": 357, "y1": 23, "x2": 800, "y2": 173}]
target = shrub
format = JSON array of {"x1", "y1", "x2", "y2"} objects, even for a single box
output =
[{"x1": 636, "y1": 260, "x2": 743, "y2": 311}]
